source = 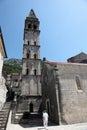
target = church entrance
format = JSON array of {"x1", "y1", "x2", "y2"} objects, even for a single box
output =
[
  {"x1": 29, "y1": 102, "x2": 33, "y2": 113},
  {"x1": 46, "y1": 98, "x2": 50, "y2": 115},
  {"x1": 47, "y1": 101, "x2": 50, "y2": 115}
]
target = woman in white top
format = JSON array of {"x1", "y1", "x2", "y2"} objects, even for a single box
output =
[{"x1": 43, "y1": 110, "x2": 49, "y2": 129}]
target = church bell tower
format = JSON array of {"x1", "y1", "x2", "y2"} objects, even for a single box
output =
[{"x1": 21, "y1": 9, "x2": 42, "y2": 113}]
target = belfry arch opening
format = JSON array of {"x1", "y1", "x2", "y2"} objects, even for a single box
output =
[{"x1": 28, "y1": 24, "x2": 31, "y2": 29}]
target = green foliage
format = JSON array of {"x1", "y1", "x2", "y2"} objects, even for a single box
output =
[{"x1": 3, "y1": 58, "x2": 22, "y2": 75}]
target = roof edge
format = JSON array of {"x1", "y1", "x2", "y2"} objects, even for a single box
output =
[{"x1": 0, "y1": 27, "x2": 7, "y2": 58}]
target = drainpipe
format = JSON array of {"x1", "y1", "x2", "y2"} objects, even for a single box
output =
[{"x1": 54, "y1": 66, "x2": 61, "y2": 125}]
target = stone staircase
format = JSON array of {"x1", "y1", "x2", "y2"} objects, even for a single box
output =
[{"x1": 0, "y1": 102, "x2": 11, "y2": 130}]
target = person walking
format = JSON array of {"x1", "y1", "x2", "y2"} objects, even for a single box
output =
[{"x1": 43, "y1": 110, "x2": 49, "y2": 129}]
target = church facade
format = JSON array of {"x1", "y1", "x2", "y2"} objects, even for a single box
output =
[
  {"x1": 42, "y1": 60, "x2": 87, "y2": 124},
  {"x1": 11, "y1": 10, "x2": 87, "y2": 125}
]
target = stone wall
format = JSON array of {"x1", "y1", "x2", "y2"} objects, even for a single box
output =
[
  {"x1": 57, "y1": 63, "x2": 87, "y2": 124},
  {"x1": 0, "y1": 27, "x2": 7, "y2": 110},
  {"x1": 21, "y1": 76, "x2": 41, "y2": 96},
  {"x1": 41, "y1": 62, "x2": 59, "y2": 124},
  {"x1": 0, "y1": 52, "x2": 7, "y2": 110},
  {"x1": 22, "y1": 59, "x2": 41, "y2": 75},
  {"x1": 42, "y1": 61, "x2": 87, "y2": 125},
  {"x1": 0, "y1": 51, "x2": 3, "y2": 77},
  {"x1": 0, "y1": 76, "x2": 7, "y2": 109}
]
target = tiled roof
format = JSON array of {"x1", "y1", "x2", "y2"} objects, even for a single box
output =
[{"x1": 67, "y1": 52, "x2": 87, "y2": 63}]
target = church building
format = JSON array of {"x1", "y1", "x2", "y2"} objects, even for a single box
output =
[{"x1": 11, "y1": 9, "x2": 87, "y2": 126}]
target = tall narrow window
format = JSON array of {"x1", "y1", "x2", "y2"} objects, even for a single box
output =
[
  {"x1": 30, "y1": 102, "x2": 33, "y2": 112},
  {"x1": 34, "y1": 41, "x2": 36, "y2": 46},
  {"x1": 33, "y1": 24, "x2": 37, "y2": 30},
  {"x1": 75, "y1": 76, "x2": 82, "y2": 90},
  {"x1": 26, "y1": 68, "x2": 29, "y2": 75},
  {"x1": 34, "y1": 69, "x2": 36, "y2": 75},
  {"x1": 34, "y1": 54, "x2": 37, "y2": 59},
  {"x1": 26, "y1": 53, "x2": 29, "y2": 58},
  {"x1": 28, "y1": 41, "x2": 30, "y2": 45}
]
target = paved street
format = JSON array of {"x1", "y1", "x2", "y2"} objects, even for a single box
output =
[{"x1": 6, "y1": 111, "x2": 87, "y2": 130}]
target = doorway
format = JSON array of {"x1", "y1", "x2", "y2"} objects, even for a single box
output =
[
  {"x1": 46, "y1": 98, "x2": 50, "y2": 115},
  {"x1": 30, "y1": 102, "x2": 33, "y2": 113}
]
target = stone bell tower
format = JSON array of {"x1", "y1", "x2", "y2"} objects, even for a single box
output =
[{"x1": 21, "y1": 9, "x2": 42, "y2": 113}]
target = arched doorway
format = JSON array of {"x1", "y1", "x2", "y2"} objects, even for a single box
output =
[
  {"x1": 30, "y1": 102, "x2": 33, "y2": 113},
  {"x1": 46, "y1": 98, "x2": 50, "y2": 115}
]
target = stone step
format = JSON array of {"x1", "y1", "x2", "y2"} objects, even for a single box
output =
[
  {"x1": 0, "y1": 117, "x2": 7, "y2": 120},
  {"x1": 0, "y1": 112, "x2": 8, "y2": 114},
  {"x1": 0, "y1": 102, "x2": 11, "y2": 130},
  {"x1": 0, "y1": 126, "x2": 6, "y2": 130},
  {"x1": 4, "y1": 104, "x2": 11, "y2": 107},
  {"x1": 0, "y1": 120, "x2": 6, "y2": 123},
  {"x1": 0, "y1": 127, "x2": 5, "y2": 130},
  {"x1": 0, "y1": 115, "x2": 8, "y2": 118},
  {"x1": 0, "y1": 113, "x2": 8, "y2": 116},
  {"x1": 4, "y1": 105, "x2": 11, "y2": 107},
  {"x1": 0, "y1": 109, "x2": 7, "y2": 111},
  {"x1": 0, "y1": 123, "x2": 6, "y2": 127},
  {"x1": 0, "y1": 128, "x2": 5, "y2": 130},
  {"x1": 0, "y1": 111, "x2": 8, "y2": 113},
  {"x1": 3, "y1": 107, "x2": 10, "y2": 109}
]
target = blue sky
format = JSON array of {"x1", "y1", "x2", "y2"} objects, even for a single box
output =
[{"x1": 0, "y1": 0, "x2": 87, "y2": 62}]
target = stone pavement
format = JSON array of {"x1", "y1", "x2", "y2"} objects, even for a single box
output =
[{"x1": 6, "y1": 111, "x2": 87, "y2": 130}]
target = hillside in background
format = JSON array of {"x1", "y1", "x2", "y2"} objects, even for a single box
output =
[{"x1": 3, "y1": 58, "x2": 22, "y2": 75}]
